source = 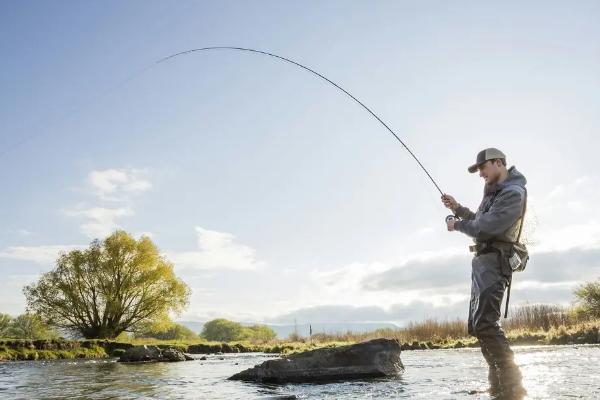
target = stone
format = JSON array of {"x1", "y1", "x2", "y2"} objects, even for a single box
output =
[
  {"x1": 228, "y1": 338, "x2": 404, "y2": 383},
  {"x1": 118, "y1": 345, "x2": 192, "y2": 363},
  {"x1": 162, "y1": 348, "x2": 187, "y2": 362}
]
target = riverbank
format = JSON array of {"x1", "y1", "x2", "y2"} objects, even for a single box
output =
[{"x1": 1, "y1": 320, "x2": 599, "y2": 361}]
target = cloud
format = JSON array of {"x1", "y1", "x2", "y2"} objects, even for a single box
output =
[
  {"x1": 65, "y1": 206, "x2": 133, "y2": 239},
  {"x1": 0, "y1": 245, "x2": 83, "y2": 264},
  {"x1": 88, "y1": 169, "x2": 151, "y2": 201},
  {"x1": 529, "y1": 175, "x2": 600, "y2": 252},
  {"x1": 66, "y1": 168, "x2": 151, "y2": 239},
  {"x1": 361, "y1": 246, "x2": 600, "y2": 291},
  {"x1": 166, "y1": 227, "x2": 265, "y2": 271},
  {"x1": 360, "y1": 254, "x2": 471, "y2": 292},
  {"x1": 268, "y1": 301, "x2": 468, "y2": 325}
]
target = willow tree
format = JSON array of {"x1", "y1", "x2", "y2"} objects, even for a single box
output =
[{"x1": 24, "y1": 230, "x2": 190, "y2": 339}]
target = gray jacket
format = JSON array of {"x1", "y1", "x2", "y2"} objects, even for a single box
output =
[{"x1": 454, "y1": 166, "x2": 527, "y2": 244}]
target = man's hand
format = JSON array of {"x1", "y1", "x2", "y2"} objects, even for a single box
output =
[
  {"x1": 441, "y1": 194, "x2": 460, "y2": 212},
  {"x1": 446, "y1": 218, "x2": 456, "y2": 231}
]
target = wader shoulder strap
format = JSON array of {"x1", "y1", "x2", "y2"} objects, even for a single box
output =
[{"x1": 515, "y1": 187, "x2": 528, "y2": 243}]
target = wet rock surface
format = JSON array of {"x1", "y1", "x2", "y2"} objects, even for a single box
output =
[
  {"x1": 119, "y1": 345, "x2": 193, "y2": 362},
  {"x1": 228, "y1": 338, "x2": 404, "y2": 383}
]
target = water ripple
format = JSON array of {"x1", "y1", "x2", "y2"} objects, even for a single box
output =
[{"x1": 0, "y1": 346, "x2": 598, "y2": 399}]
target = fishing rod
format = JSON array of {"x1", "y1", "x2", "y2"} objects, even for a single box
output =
[{"x1": 157, "y1": 46, "x2": 445, "y2": 197}]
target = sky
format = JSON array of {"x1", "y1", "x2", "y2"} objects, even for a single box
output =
[{"x1": 1, "y1": 1, "x2": 600, "y2": 328}]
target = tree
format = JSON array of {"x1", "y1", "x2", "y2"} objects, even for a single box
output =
[
  {"x1": 24, "y1": 230, "x2": 190, "y2": 339},
  {"x1": 243, "y1": 325, "x2": 277, "y2": 343},
  {"x1": 574, "y1": 279, "x2": 600, "y2": 319},
  {"x1": 0, "y1": 313, "x2": 11, "y2": 337},
  {"x1": 201, "y1": 319, "x2": 277, "y2": 342},
  {"x1": 136, "y1": 320, "x2": 198, "y2": 340},
  {"x1": 201, "y1": 318, "x2": 244, "y2": 341},
  {"x1": 5, "y1": 313, "x2": 60, "y2": 340}
]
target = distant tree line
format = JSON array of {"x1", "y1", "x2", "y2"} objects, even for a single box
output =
[
  {"x1": 132, "y1": 318, "x2": 277, "y2": 343},
  {"x1": 200, "y1": 318, "x2": 276, "y2": 342}
]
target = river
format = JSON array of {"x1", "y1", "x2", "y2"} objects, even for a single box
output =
[{"x1": 1, "y1": 345, "x2": 599, "y2": 399}]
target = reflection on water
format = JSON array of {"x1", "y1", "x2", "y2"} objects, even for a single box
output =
[{"x1": 0, "y1": 345, "x2": 599, "y2": 399}]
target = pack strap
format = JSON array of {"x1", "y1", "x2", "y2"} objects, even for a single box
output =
[{"x1": 504, "y1": 275, "x2": 512, "y2": 319}]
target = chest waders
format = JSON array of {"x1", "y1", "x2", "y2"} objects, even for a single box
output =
[{"x1": 468, "y1": 186, "x2": 528, "y2": 319}]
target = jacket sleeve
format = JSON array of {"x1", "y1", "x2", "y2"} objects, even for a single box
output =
[
  {"x1": 454, "y1": 188, "x2": 524, "y2": 241},
  {"x1": 455, "y1": 205, "x2": 476, "y2": 220}
]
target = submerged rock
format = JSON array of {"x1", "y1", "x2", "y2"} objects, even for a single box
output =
[
  {"x1": 118, "y1": 345, "x2": 193, "y2": 362},
  {"x1": 228, "y1": 338, "x2": 404, "y2": 383}
]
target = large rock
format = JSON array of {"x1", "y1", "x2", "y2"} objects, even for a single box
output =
[
  {"x1": 228, "y1": 338, "x2": 404, "y2": 383},
  {"x1": 119, "y1": 345, "x2": 193, "y2": 362}
]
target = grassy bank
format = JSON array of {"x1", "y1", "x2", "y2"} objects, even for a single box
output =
[
  {"x1": 3, "y1": 303, "x2": 599, "y2": 362},
  {"x1": 2, "y1": 319, "x2": 599, "y2": 361},
  {"x1": 0, "y1": 337, "x2": 348, "y2": 361},
  {"x1": 0, "y1": 339, "x2": 110, "y2": 361}
]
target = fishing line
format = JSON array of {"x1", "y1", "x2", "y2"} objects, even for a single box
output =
[{"x1": 157, "y1": 46, "x2": 444, "y2": 196}]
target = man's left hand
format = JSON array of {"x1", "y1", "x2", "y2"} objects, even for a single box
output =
[{"x1": 447, "y1": 218, "x2": 456, "y2": 231}]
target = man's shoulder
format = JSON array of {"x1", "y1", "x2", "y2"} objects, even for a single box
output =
[
  {"x1": 496, "y1": 184, "x2": 526, "y2": 204},
  {"x1": 500, "y1": 184, "x2": 526, "y2": 195}
]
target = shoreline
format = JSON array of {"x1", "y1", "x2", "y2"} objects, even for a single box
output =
[{"x1": 2, "y1": 323, "x2": 599, "y2": 362}]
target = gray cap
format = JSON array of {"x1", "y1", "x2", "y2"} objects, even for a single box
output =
[{"x1": 468, "y1": 148, "x2": 506, "y2": 173}]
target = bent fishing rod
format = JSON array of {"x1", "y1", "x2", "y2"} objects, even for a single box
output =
[{"x1": 157, "y1": 46, "x2": 445, "y2": 197}]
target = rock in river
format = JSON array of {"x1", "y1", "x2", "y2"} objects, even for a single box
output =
[
  {"x1": 229, "y1": 338, "x2": 404, "y2": 383},
  {"x1": 119, "y1": 345, "x2": 194, "y2": 362}
]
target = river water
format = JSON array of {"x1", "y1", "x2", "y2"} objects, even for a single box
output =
[{"x1": 1, "y1": 345, "x2": 599, "y2": 399}]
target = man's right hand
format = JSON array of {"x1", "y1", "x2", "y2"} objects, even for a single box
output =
[{"x1": 441, "y1": 194, "x2": 459, "y2": 211}]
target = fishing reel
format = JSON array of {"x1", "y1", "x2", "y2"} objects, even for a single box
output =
[{"x1": 445, "y1": 215, "x2": 459, "y2": 226}]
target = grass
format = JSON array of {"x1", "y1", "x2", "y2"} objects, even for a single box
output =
[
  {"x1": 2, "y1": 305, "x2": 599, "y2": 362},
  {"x1": 0, "y1": 342, "x2": 107, "y2": 361}
]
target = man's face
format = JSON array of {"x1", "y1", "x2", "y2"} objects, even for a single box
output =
[{"x1": 478, "y1": 160, "x2": 502, "y2": 184}]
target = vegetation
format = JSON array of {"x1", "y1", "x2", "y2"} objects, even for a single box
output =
[
  {"x1": 201, "y1": 318, "x2": 276, "y2": 343},
  {"x1": 135, "y1": 320, "x2": 199, "y2": 340},
  {"x1": 0, "y1": 312, "x2": 61, "y2": 340},
  {"x1": 0, "y1": 313, "x2": 11, "y2": 337},
  {"x1": 294, "y1": 303, "x2": 599, "y2": 349},
  {"x1": 23, "y1": 230, "x2": 190, "y2": 339},
  {"x1": 574, "y1": 279, "x2": 600, "y2": 319}
]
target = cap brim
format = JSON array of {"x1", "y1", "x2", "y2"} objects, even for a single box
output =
[{"x1": 467, "y1": 164, "x2": 479, "y2": 173}]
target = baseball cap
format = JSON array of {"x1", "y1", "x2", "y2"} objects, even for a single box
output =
[{"x1": 468, "y1": 148, "x2": 506, "y2": 173}]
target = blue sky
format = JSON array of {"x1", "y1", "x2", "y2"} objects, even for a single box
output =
[{"x1": 1, "y1": 1, "x2": 600, "y2": 326}]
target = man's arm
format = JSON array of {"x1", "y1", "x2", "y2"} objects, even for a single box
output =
[
  {"x1": 454, "y1": 188, "x2": 524, "y2": 240},
  {"x1": 454, "y1": 205, "x2": 476, "y2": 221},
  {"x1": 441, "y1": 194, "x2": 476, "y2": 220}
]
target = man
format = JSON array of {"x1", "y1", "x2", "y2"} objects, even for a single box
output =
[{"x1": 442, "y1": 148, "x2": 527, "y2": 399}]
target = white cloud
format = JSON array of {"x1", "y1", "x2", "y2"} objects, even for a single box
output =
[
  {"x1": 88, "y1": 168, "x2": 151, "y2": 201},
  {"x1": 166, "y1": 226, "x2": 265, "y2": 271},
  {"x1": 0, "y1": 245, "x2": 83, "y2": 264},
  {"x1": 528, "y1": 175, "x2": 600, "y2": 252},
  {"x1": 267, "y1": 301, "x2": 468, "y2": 326},
  {"x1": 65, "y1": 168, "x2": 151, "y2": 239},
  {"x1": 65, "y1": 206, "x2": 133, "y2": 239}
]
